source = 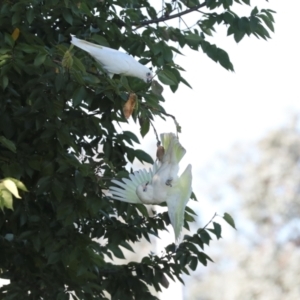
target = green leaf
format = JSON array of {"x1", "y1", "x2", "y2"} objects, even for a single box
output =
[
  {"x1": 72, "y1": 86, "x2": 86, "y2": 107},
  {"x1": 89, "y1": 35, "x2": 110, "y2": 47},
  {"x1": 157, "y1": 69, "x2": 177, "y2": 85},
  {"x1": 208, "y1": 222, "x2": 222, "y2": 239},
  {"x1": 47, "y1": 252, "x2": 60, "y2": 265},
  {"x1": 251, "y1": 6, "x2": 259, "y2": 16},
  {"x1": 234, "y1": 31, "x2": 245, "y2": 43},
  {"x1": 139, "y1": 118, "x2": 150, "y2": 137},
  {"x1": 185, "y1": 206, "x2": 197, "y2": 216},
  {"x1": 223, "y1": 212, "x2": 236, "y2": 229},
  {"x1": 189, "y1": 256, "x2": 198, "y2": 271},
  {"x1": 241, "y1": 0, "x2": 250, "y2": 4},
  {"x1": 123, "y1": 131, "x2": 140, "y2": 144},
  {"x1": 110, "y1": 244, "x2": 125, "y2": 259},
  {"x1": 4, "y1": 33, "x2": 14, "y2": 47},
  {"x1": 0, "y1": 136, "x2": 16, "y2": 152},
  {"x1": 36, "y1": 176, "x2": 52, "y2": 195},
  {"x1": 52, "y1": 179, "x2": 64, "y2": 201},
  {"x1": 12, "y1": 12, "x2": 21, "y2": 26},
  {"x1": 134, "y1": 149, "x2": 154, "y2": 164},
  {"x1": 259, "y1": 14, "x2": 274, "y2": 32},
  {"x1": 151, "y1": 80, "x2": 164, "y2": 95},
  {"x1": 185, "y1": 33, "x2": 203, "y2": 46},
  {"x1": 26, "y1": 9, "x2": 35, "y2": 24},
  {"x1": 72, "y1": 56, "x2": 87, "y2": 73},
  {"x1": 197, "y1": 252, "x2": 214, "y2": 266},
  {"x1": 198, "y1": 229, "x2": 212, "y2": 245},
  {"x1": 190, "y1": 191, "x2": 198, "y2": 201},
  {"x1": 77, "y1": 2, "x2": 93, "y2": 17},
  {"x1": 180, "y1": 76, "x2": 192, "y2": 89},
  {"x1": 120, "y1": 241, "x2": 135, "y2": 253},
  {"x1": 217, "y1": 48, "x2": 234, "y2": 71},
  {"x1": 2, "y1": 75, "x2": 8, "y2": 90},
  {"x1": 75, "y1": 170, "x2": 85, "y2": 193},
  {"x1": 34, "y1": 53, "x2": 47, "y2": 66},
  {"x1": 63, "y1": 9, "x2": 73, "y2": 25}
]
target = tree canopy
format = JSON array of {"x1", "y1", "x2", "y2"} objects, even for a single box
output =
[{"x1": 0, "y1": 0, "x2": 274, "y2": 299}]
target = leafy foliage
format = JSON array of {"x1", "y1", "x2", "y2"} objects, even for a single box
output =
[{"x1": 0, "y1": 0, "x2": 274, "y2": 299}]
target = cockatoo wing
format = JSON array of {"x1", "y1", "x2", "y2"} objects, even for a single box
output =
[
  {"x1": 166, "y1": 164, "x2": 192, "y2": 242},
  {"x1": 109, "y1": 162, "x2": 159, "y2": 203},
  {"x1": 160, "y1": 133, "x2": 186, "y2": 165},
  {"x1": 70, "y1": 35, "x2": 152, "y2": 82}
]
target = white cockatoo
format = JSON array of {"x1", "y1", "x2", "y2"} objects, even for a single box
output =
[
  {"x1": 70, "y1": 35, "x2": 153, "y2": 83},
  {"x1": 109, "y1": 133, "x2": 192, "y2": 242}
]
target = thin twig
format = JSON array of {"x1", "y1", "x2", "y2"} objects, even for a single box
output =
[
  {"x1": 120, "y1": 1, "x2": 207, "y2": 29},
  {"x1": 179, "y1": 16, "x2": 189, "y2": 30},
  {"x1": 150, "y1": 120, "x2": 160, "y2": 143},
  {"x1": 146, "y1": 105, "x2": 180, "y2": 137},
  {"x1": 197, "y1": 212, "x2": 217, "y2": 234}
]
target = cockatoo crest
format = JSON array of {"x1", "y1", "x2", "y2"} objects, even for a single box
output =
[
  {"x1": 109, "y1": 133, "x2": 193, "y2": 242},
  {"x1": 70, "y1": 35, "x2": 153, "y2": 83}
]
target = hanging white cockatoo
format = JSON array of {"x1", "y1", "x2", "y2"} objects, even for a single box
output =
[
  {"x1": 70, "y1": 35, "x2": 153, "y2": 83},
  {"x1": 109, "y1": 133, "x2": 192, "y2": 242}
]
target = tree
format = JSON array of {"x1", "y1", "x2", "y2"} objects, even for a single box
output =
[
  {"x1": 189, "y1": 116, "x2": 300, "y2": 300},
  {"x1": 0, "y1": 0, "x2": 274, "y2": 299}
]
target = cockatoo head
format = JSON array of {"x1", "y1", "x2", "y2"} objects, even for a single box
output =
[
  {"x1": 136, "y1": 182, "x2": 154, "y2": 204},
  {"x1": 146, "y1": 71, "x2": 153, "y2": 83}
]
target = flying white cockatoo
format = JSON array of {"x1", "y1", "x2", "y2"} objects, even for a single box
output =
[
  {"x1": 109, "y1": 133, "x2": 192, "y2": 242},
  {"x1": 70, "y1": 35, "x2": 153, "y2": 83}
]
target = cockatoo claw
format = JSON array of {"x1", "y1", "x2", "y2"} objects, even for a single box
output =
[
  {"x1": 165, "y1": 179, "x2": 173, "y2": 187},
  {"x1": 143, "y1": 181, "x2": 149, "y2": 191}
]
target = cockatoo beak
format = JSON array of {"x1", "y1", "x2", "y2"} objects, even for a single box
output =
[{"x1": 146, "y1": 72, "x2": 153, "y2": 83}]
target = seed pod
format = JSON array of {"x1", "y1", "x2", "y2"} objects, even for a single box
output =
[
  {"x1": 156, "y1": 141, "x2": 165, "y2": 161},
  {"x1": 123, "y1": 93, "x2": 137, "y2": 119}
]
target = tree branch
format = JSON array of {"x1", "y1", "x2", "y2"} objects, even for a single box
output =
[
  {"x1": 149, "y1": 120, "x2": 160, "y2": 143},
  {"x1": 123, "y1": 2, "x2": 207, "y2": 29}
]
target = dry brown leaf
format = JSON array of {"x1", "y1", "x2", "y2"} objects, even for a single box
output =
[{"x1": 123, "y1": 93, "x2": 137, "y2": 119}]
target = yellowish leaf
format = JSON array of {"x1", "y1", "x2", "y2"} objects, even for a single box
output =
[
  {"x1": 2, "y1": 179, "x2": 21, "y2": 199},
  {"x1": 7, "y1": 177, "x2": 29, "y2": 192},
  {"x1": 11, "y1": 28, "x2": 20, "y2": 41},
  {"x1": 62, "y1": 50, "x2": 73, "y2": 69},
  {"x1": 1, "y1": 189, "x2": 13, "y2": 210}
]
